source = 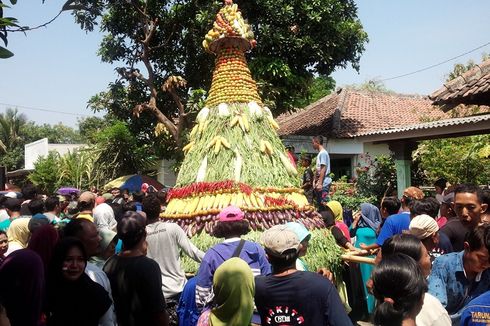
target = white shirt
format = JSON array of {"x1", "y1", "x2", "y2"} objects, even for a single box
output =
[
  {"x1": 416, "y1": 292, "x2": 451, "y2": 326},
  {"x1": 146, "y1": 221, "x2": 205, "y2": 298},
  {"x1": 85, "y1": 262, "x2": 117, "y2": 326}
]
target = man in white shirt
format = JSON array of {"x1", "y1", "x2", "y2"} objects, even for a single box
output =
[{"x1": 143, "y1": 195, "x2": 204, "y2": 325}]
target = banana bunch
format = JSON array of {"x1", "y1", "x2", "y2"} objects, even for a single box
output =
[
  {"x1": 207, "y1": 135, "x2": 231, "y2": 154},
  {"x1": 229, "y1": 114, "x2": 250, "y2": 132}
]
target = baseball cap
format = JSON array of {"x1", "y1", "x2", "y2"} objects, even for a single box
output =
[
  {"x1": 285, "y1": 222, "x2": 311, "y2": 243},
  {"x1": 102, "y1": 193, "x2": 114, "y2": 200},
  {"x1": 78, "y1": 191, "x2": 96, "y2": 203},
  {"x1": 261, "y1": 224, "x2": 300, "y2": 257},
  {"x1": 409, "y1": 214, "x2": 439, "y2": 240},
  {"x1": 4, "y1": 192, "x2": 17, "y2": 198},
  {"x1": 403, "y1": 187, "x2": 424, "y2": 200},
  {"x1": 218, "y1": 205, "x2": 244, "y2": 222}
]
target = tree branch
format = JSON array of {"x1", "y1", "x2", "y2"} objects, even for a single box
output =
[{"x1": 6, "y1": 10, "x2": 63, "y2": 32}]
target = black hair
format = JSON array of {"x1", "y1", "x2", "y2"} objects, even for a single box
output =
[
  {"x1": 49, "y1": 237, "x2": 88, "y2": 280},
  {"x1": 77, "y1": 200, "x2": 95, "y2": 212},
  {"x1": 108, "y1": 202, "x2": 124, "y2": 223},
  {"x1": 372, "y1": 254, "x2": 428, "y2": 326},
  {"x1": 122, "y1": 201, "x2": 138, "y2": 212},
  {"x1": 465, "y1": 224, "x2": 490, "y2": 252},
  {"x1": 381, "y1": 234, "x2": 423, "y2": 262},
  {"x1": 455, "y1": 184, "x2": 484, "y2": 204},
  {"x1": 312, "y1": 135, "x2": 324, "y2": 145},
  {"x1": 117, "y1": 212, "x2": 147, "y2": 250},
  {"x1": 4, "y1": 198, "x2": 21, "y2": 211},
  {"x1": 265, "y1": 248, "x2": 299, "y2": 272},
  {"x1": 434, "y1": 178, "x2": 447, "y2": 190},
  {"x1": 132, "y1": 191, "x2": 145, "y2": 203},
  {"x1": 0, "y1": 229, "x2": 6, "y2": 237},
  {"x1": 213, "y1": 220, "x2": 250, "y2": 238},
  {"x1": 45, "y1": 196, "x2": 60, "y2": 212},
  {"x1": 142, "y1": 195, "x2": 161, "y2": 221},
  {"x1": 156, "y1": 191, "x2": 167, "y2": 206},
  {"x1": 121, "y1": 188, "x2": 130, "y2": 195},
  {"x1": 28, "y1": 199, "x2": 45, "y2": 215},
  {"x1": 409, "y1": 197, "x2": 440, "y2": 219},
  {"x1": 381, "y1": 196, "x2": 401, "y2": 215},
  {"x1": 481, "y1": 188, "x2": 490, "y2": 206},
  {"x1": 62, "y1": 218, "x2": 88, "y2": 239},
  {"x1": 21, "y1": 184, "x2": 38, "y2": 200},
  {"x1": 402, "y1": 195, "x2": 416, "y2": 208}
]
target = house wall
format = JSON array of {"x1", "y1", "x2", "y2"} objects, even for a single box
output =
[
  {"x1": 24, "y1": 138, "x2": 86, "y2": 170},
  {"x1": 282, "y1": 136, "x2": 391, "y2": 178}
]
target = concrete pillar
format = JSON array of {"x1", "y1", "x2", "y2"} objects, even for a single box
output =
[{"x1": 389, "y1": 141, "x2": 418, "y2": 198}]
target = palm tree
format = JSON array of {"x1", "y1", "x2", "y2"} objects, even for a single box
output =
[{"x1": 0, "y1": 108, "x2": 27, "y2": 152}]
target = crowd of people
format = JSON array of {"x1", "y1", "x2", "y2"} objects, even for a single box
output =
[{"x1": 0, "y1": 174, "x2": 489, "y2": 325}]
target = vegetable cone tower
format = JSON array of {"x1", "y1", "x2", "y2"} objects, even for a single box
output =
[{"x1": 163, "y1": 0, "x2": 323, "y2": 236}]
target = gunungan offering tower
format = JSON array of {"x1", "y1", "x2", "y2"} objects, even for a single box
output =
[{"x1": 162, "y1": 0, "x2": 323, "y2": 236}]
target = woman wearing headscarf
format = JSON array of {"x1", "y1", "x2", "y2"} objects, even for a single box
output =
[
  {"x1": 197, "y1": 258, "x2": 254, "y2": 326},
  {"x1": 325, "y1": 201, "x2": 351, "y2": 242},
  {"x1": 5, "y1": 217, "x2": 30, "y2": 256},
  {"x1": 0, "y1": 248, "x2": 44, "y2": 326},
  {"x1": 89, "y1": 229, "x2": 117, "y2": 269},
  {"x1": 349, "y1": 202, "x2": 382, "y2": 315},
  {"x1": 46, "y1": 237, "x2": 112, "y2": 326}
]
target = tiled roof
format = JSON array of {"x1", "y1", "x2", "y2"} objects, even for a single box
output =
[
  {"x1": 355, "y1": 114, "x2": 490, "y2": 137},
  {"x1": 430, "y1": 58, "x2": 490, "y2": 108},
  {"x1": 277, "y1": 88, "x2": 448, "y2": 138}
]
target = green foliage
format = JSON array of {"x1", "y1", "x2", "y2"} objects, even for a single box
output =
[
  {"x1": 414, "y1": 135, "x2": 490, "y2": 185},
  {"x1": 28, "y1": 120, "x2": 159, "y2": 193},
  {"x1": 330, "y1": 176, "x2": 376, "y2": 210},
  {"x1": 28, "y1": 151, "x2": 61, "y2": 194},
  {"x1": 292, "y1": 75, "x2": 336, "y2": 108},
  {"x1": 355, "y1": 154, "x2": 397, "y2": 205},
  {"x1": 0, "y1": 1, "x2": 20, "y2": 58},
  {"x1": 0, "y1": 108, "x2": 84, "y2": 171},
  {"x1": 92, "y1": 120, "x2": 158, "y2": 177}
]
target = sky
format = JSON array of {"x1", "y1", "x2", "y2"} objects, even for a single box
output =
[{"x1": 1, "y1": 1, "x2": 490, "y2": 127}]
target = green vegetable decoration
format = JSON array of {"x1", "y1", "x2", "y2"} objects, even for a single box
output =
[{"x1": 163, "y1": 0, "x2": 324, "y2": 236}]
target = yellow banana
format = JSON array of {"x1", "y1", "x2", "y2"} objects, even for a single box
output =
[
  {"x1": 190, "y1": 125, "x2": 198, "y2": 138},
  {"x1": 183, "y1": 141, "x2": 194, "y2": 153},
  {"x1": 229, "y1": 116, "x2": 240, "y2": 127},
  {"x1": 220, "y1": 137, "x2": 231, "y2": 149},
  {"x1": 242, "y1": 115, "x2": 250, "y2": 132},
  {"x1": 214, "y1": 138, "x2": 222, "y2": 154}
]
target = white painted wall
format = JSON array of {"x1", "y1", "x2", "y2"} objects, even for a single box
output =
[{"x1": 24, "y1": 138, "x2": 85, "y2": 170}]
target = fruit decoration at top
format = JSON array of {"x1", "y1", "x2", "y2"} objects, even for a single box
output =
[{"x1": 203, "y1": 0, "x2": 257, "y2": 54}]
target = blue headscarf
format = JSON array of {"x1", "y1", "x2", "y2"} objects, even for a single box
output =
[{"x1": 358, "y1": 203, "x2": 382, "y2": 231}]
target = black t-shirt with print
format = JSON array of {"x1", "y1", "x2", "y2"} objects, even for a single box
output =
[{"x1": 255, "y1": 271, "x2": 352, "y2": 326}]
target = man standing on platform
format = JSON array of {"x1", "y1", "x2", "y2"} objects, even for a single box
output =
[{"x1": 312, "y1": 135, "x2": 332, "y2": 209}]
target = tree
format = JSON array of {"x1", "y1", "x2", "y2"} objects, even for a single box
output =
[
  {"x1": 0, "y1": 108, "x2": 27, "y2": 151},
  {"x1": 72, "y1": 0, "x2": 368, "y2": 149},
  {"x1": 28, "y1": 151, "x2": 61, "y2": 194},
  {"x1": 414, "y1": 135, "x2": 490, "y2": 185}
]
